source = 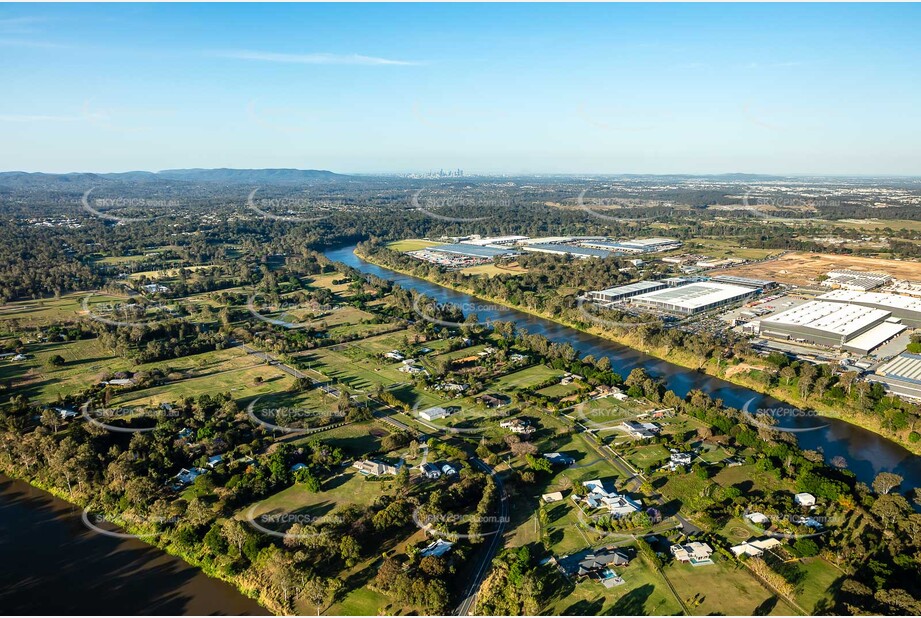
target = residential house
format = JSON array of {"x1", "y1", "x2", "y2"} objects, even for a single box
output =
[
  {"x1": 543, "y1": 452, "x2": 575, "y2": 466},
  {"x1": 794, "y1": 492, "x2": 816, "y2": 507},
  {"x1": 384, "y1": 350, "x2": 405, "y2": 361},
  {"x1": 500, "y1": 418, "x2": 535, "y2": 435},
  {"x1": 440, "y1": 463, "x2": 458, "y2": 477},
  {"x1": 174, "y1": 467, "x2": 206, "y2": 486},
  {"x1": 730, "y1": 537, "x2": 782, "y2": 558},
  {"x1": 420, "y1": 463, "x2": 442, "y2": 479},
  {"x1": 55, "y1": 407, "x2": 78, "y2": 420},
  {"x1": 669, "y1": 452, "x2": 693, "y2": 470},
  {"x1": 670, "y1": 542, "x2": 714, "y2": 566},
  {"x1": 578, "y1": 479, "x2": 642, "y2": 516},
  {"x1": 480, "y1": 393, "x2": 510, "y2": 408},
  {"x1": 556, "y1": 546, "x2": 632, "y2": 585},
  {"x1": 207, "y1": 454, "x2": 224, "y2": 468},
  {"x1": 745, "y1": 512, "x2": 770, "y2": 525},
  {"x1": 620, "y1": 420, "x2": 660, "y2": 439},
  {"x1": 419, "y1": 539, "x2": 454, "y2": 558},
  {"x1": 353, "y1": 459, "x2": 402, "y2": 476},
  {"x1": 290, "y1": 462, "x2": 308, "y2": 473},
  {"x1": 419, "y1": 406, "x2": 451, "y2": 421}
]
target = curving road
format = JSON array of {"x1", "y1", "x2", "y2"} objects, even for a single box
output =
[{"x1": 455, "y1": 457, "x2": 508, "y2": 616}]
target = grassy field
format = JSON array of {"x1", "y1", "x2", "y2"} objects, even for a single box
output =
[
  {"x1": 386, "y1": 239, "x2": 445, "y2": 252},
  {"x1": 112, "y1": 347, "x2": 296, "y2": 407},
  {"x1": 0, "y1": 292, "x2": 122, "y2": 328},
  {"x1": 1, "y1": 337, "x2": 131, "y2": 401},
  {"x1": 625, "y1": 443, "x2": 670, "y2": 470},
  {"x1": 664, "y1": 557, "x2": 796, "y2": 615},
  {"x1": 127, "y1": 264, "x2": 219, "y2": 280},
  {"x1": 289, "y1": 421, "x2": 390, "y2": 456},
  {"x1": 713, "y1": 463, "x2": 789, "y2": 497},
  {"x1": 832, "y1": 218, "x2": 921, "y2": 233},
  {"x1": 305, "y1": 272, "x2": 356, "y2": 295},
  {"x1": 536, "y1": 382, "x2": 583, "y2": 399},
  {"x1": 241, "y1": 467, "x2": 385, "y2": 525},
  {"x1": 795, "y1": 557, "x2": 843, "y2": 613},
  {"x1": 494, "y1": 365, "x2": 564, "y2": 391}
]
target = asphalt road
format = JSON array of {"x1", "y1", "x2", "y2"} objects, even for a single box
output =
[{"x1": 455, "y1": 457, "x2": 508, "y2": 616}]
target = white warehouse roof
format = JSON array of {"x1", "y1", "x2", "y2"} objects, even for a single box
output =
[
  {"x1": 759, "y1": 301, "x2": 890, "y2": 338},
  {"x1": 819, "y1": 290, "x2": 921, "y2": 313},
  {"x1": 632, "y1": 282, "x2": 753, "y2": 311}
]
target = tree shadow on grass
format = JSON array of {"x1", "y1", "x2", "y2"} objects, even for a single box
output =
[{"x1": 605, "y1": 583, "x2": 655, "y2": 616}]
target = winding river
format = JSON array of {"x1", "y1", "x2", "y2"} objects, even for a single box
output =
[
  {"x1": 327, "y1": 244, "x2": 921, "y2": 491},
  {"x1": 0, "y1": 474, "x2": 268, "y2": 615}
]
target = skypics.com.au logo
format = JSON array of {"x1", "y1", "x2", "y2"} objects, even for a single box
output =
[
  {"x1": 576, "y1": 188, "x2": 653, "y2": 224},
  {"x1": 411, "y1": 509, "x2": 509, "y2": 541},
  {"x1": 574, "y1": 295, "x2": 662, "y2": 333},
  {"x1": 740, "y1": 397, "x2": 828, "y2": 434},
  {"x1": 81, "y1": 509, "x2": 184, "y2": 540},
  {"x1": 81, "y1": 292, "x2": 194, "y2": 328},
  {"x1": 81, "y1": 402, "x2": 182, "y2": 434},
  {"x1": 81, "y1": 188, "x2": 176, "y2": 224},
  {"x1": 246, "y1": 397, "x2": 345, "y2": 434},
  {"x1": 411, "y1": 297, "x2": 500, "y2": 329},
  {"x1": 410, "y1": 188, "x2": 504, "y2": 223},
  {"x1": 246, "y1": 188, "x2": 336, "y2": 223},
  {"x1": 244, "y1": 506, "x2": 345, "y2": 540},
  {"x1": 247, "y1": 290, "x2": 341, "y2": 330}
]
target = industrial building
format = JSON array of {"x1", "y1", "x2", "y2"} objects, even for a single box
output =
[
  {"x1": 589, "y1": 281, "x2": 667, "y2": 303},
  {"x1": 753, "y1": 301, "x2": 906, "y2": 354},
  {"x1": 521, "y1": 243, "x2": 612, "y2": 259},
  {"x1": 630, "y1": 282, "x2": 756, "y2": 315},
  {"x1": 582, "y1": 237, "x2": 681, "y2": 254},
  {"x1": 818, "y1": 290, "x2": 921, "y2": 328},
  {"x1": 821, "y1": 270, "x2": 891, "y2": 291},
  {"x1": 464, "y1": 235, "x2": 530, "y2": 246},
  {"x1": 428, "y1": 243, "x2": 519, "y2": 258},
  {"x1": 873, "y1": 353, "x2": 921, "y2": 400},
  {"x1": 518, "y1": 236, "x2": 606, "y2": 246},
  {"x1": 709, "y1": 275, "x2": 778, "y2": 290}
]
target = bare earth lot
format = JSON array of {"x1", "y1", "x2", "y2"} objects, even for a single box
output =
[{"x1": 711, "y1": 251, "x2": 921, "y2": 286}]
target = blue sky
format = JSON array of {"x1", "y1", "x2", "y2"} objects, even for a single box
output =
[{"x1": 2, "y1": 3, "x2": 920, "y2": 175}]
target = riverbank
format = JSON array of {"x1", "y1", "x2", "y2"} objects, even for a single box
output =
[
  {"x1": 354, "y1": 246, "x2": 921, "y2": 456},
  {"x1": 0, "y1": 466, "x2": 274, "y2": 615}
]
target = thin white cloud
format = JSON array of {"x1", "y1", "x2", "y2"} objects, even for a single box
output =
[
  {"x1": 0, "y1": 114, "x2": 80, "y2": 122},
  {"x1": 214, "y1": 49, "x2": 421, "y2": 66},
  {"x1": 0, "y1": 38, "x2": 70, "y2": 49},
  {"x1": 0, "y1": 15, "x2": 48, "y2": 36}
]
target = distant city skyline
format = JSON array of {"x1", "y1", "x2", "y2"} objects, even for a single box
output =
[{"x1": 2, "y1": 3, "x2": 921, "y2": 175}]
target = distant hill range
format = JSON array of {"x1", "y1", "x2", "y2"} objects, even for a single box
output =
[{"x1": 0, "y1": 168, "x2": 349, "y2": 188}]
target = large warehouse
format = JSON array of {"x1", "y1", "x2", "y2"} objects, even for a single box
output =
[
  {"x1": 630, "y1": 282, "x2": 756, "y2": 315},
  {"x1": 873, "y1": 353, "x2": 921, "y2": 400},
  {"x1": 754, "y1": 301, "x2": 906, "y2": 354},
  {"x1": 521, "y1": 243, "x2": 612, "y2": 259},
  {"x1": 582, "y1": 237, "x2": 681, "y2": 254},
  {"x1": 430, "y1": 243, "x2": 520, "y2": 258},
  {"x1": 589, "y1": 281, "x2": 667, "y2": 303},
  {"x1": 817, "y1": 290, "x2": 921, "y2": 328}
]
